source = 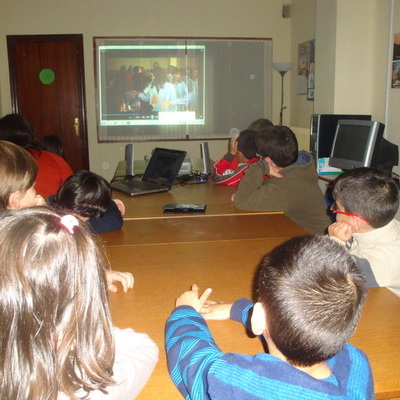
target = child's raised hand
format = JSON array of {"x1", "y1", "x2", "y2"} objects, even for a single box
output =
[
  {"x1": 200, "y1": 301, "x2": 233, "y2": 320},
  {"x1": 175, "y1": 284, "x2": 212, "y2": 312},
  {"x1": 229, "y1": 135, "x2": 238, "y2": 155},
  {"x1": 328, "y1": 221, "x2": 354, "y2": 242},
  {"x1": 105, "y1": 270, "x2": 134, "y2": 293}
]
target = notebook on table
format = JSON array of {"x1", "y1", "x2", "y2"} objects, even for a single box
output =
[{"x1": 110, "y1": 148, "x2": 187, "y2": 197}]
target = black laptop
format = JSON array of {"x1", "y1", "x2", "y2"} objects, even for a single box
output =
[{"x1": 110, "y1": 148, "x2": 187, "y2": 197}]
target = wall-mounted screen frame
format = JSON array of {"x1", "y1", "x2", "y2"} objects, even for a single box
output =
[{"x1": 94, "y1": 37, "x2": 272, "y2": 143}]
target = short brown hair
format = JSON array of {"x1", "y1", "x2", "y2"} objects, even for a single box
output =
[
  {"x1": 255, "y1": 126, "x2": 298, "y2": 167},
  {"x1": 256, "y1": 235, "x2": 367, "y2": 367},
  {"x1": 332, "y1": 167, "x2": 399, "y2": 228},
  {"x1": 0, "y1": 140, "x2": 38, "y2": 209}
]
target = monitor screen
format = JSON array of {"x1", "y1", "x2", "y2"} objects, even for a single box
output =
[{"x1": 329, "y1": 120, "x2": 384, "y2": 170}]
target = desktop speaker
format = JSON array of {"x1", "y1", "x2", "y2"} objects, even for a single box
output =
[
  {"x1": 200, "y1": 141, "x2": 211, "y2": 175},
  {"x1": 125, "y1": 144, "x2": 135, "y2": 177}
]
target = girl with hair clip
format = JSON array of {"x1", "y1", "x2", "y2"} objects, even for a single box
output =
[{"x1": 0, "y1": 207, "x2": 158, "y2": 400}]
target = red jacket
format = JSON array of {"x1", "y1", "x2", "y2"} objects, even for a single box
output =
[
  {"x1": 211, "y1": 153, "x2": 259, "y2": 186},
  {"x1": 29, "y1": 149, "x2": 73, "y2": 198}
]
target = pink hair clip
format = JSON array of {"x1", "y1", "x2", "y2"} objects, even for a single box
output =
[{"x1": 60, "y1": 214, "x2": 79, "y2": 234}]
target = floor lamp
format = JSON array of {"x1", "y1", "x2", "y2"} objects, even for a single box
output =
[{"x1": 273, "y1": 62, "x2": 293, "y2": 125}]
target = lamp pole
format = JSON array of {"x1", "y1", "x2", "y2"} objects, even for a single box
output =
[
  {"x1": 272, "y1": 62, "x2": 293, "y2": 126},
  {"x1": 278, "y1": 70, "x2": 287, "y2": 126}
]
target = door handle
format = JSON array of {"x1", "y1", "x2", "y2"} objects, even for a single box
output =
[{"x1": 74, "y1": 117, "x2": 80, "y2": 136}]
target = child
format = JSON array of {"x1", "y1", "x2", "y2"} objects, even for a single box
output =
[
  {"x1": 165, "y1": 235, "x2": 373, "y2": 400},
  {"x1": 0, "y1": 140, "x2": 45, "y2": 209},
  {"x1": 41, "y1": 134, "x2": 65, "y2": 158},
  {"x1": 0, "y1": 113, "x2": 73, "y2": 197},
  {"x1": 328, "y1": 167, "x2": 400, "y2": 297},
  {"x1": 0, "y1": 207, "x2": 158, "y2": 399},
  {"x1": 49, "y1": 170, "x2": 125, "y2": 234},
  {"x1": 0, "y1": 142, "x2": 131, "y2": 293},
  {"x1": 212, "y1": 129, "x2": 260, "y2": 186},
  {"x1": 233, "y1": 125, "x2": 330, "y2": 234}
]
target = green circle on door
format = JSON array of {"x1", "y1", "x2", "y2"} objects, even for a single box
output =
[{"x1": 39, "y1": 68, "x2": 55, "y2": 85}]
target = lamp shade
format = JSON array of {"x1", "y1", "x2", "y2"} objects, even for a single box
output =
[{"x1": 273, "y1": 62, "x2": 293, "y2": 73}]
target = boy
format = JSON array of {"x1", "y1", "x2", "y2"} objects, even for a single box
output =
[
  {"x1": 0, "y1": 140, "x2": 45, "y2": 209},
  {"x1": 49, "y1": 170, "x2": 125, "y2": 234},
  {"x1": 212, "y1": 129, "x2": 260, "y2": 186},
  {"x1": 165, "y1": 235, "x2": 373, "y2": 400},
  {"x1": 233, "y1": 125, "x2": 330, "y2": 234},
  {"x1": 328, "y1": 167, "x2": 400, "y2": 297}
]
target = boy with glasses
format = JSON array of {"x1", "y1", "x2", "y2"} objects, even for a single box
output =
[{"x1": 328, "y1": 167, "x2": 400, "y2": 296}]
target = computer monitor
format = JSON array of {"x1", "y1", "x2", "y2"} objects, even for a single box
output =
[{"x1": 329, "y1": 120, "x2": 398, "y2": 175}]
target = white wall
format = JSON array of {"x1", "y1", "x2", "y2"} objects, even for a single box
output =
[
  {"x1": 290, "y1": 0, "x2": 316, "y2": 128},
  {"x1": 386, "y1": 0, "x2": 400, "y2": 175},
  {"x1": 314, "y1": 0, "x2": 392, "y2": 122},
  {"x1": 0, "y1": 0, "x2": 292, "y2": 180}
]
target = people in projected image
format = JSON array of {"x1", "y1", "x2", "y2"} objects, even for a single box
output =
[
  {"x1": 172, "y1": 71, "x2": 188, "y2": 111},
  {"x1": 188, "y1": 68, "x2": 199, "y2": 112},
  {"x1": 106, "y1": 62, "x2": 201, "y2": 116},
  {"x1": 167, "y1": 65, "x2": 177, "y2": 82}
]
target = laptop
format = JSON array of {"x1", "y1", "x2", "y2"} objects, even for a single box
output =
[{"x1": 110, "y1": 147, "x2": 187, "y2": 197}]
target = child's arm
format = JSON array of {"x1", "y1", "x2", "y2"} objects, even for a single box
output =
[
  {"x1": 201, "y1": 298, "x2": 254, "y2": 330},
  {"x1": 233, "y1": 160, "x2": 284, "y2": 211},
  {"x1": 97, "y1": 326, "x2": 158, "y2": 400},
  {"x1": 89, "y1": 200, "x2": 124, "y2": 234},
  {"x1": 165, "y1": 285, "x2": 223, "y2": 399}
]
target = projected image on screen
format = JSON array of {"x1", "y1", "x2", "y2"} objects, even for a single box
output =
[
  {"x1": 98, "y1": 45, "x2": 205, "y2": 127},
  {"x1": 95, "y1": 37, "x2": 272, "y2": 142}
]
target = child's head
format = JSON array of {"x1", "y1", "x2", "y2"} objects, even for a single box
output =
[
  {"x1": 41, "y1": 134, "x2": 65, "y2": 158},
  {"x1": 254, "y1": 235, "x2": 367, "y2": 367},
  {"x1": 0, "y1": 113, "x2": 39, "y2": 150},
  {"x1": 256, "y1": 125, "x2": 298, "y2": 167},
  {"x1": 332, "y1": 167, "x2": 399, "y2": 229},
  {"x1": 247, "y1": 118, "x2": 273, "y2": 133},
  {"x1": 0, "y1": 140, "x2": 38, "y2": 209},
  {"x1": 0, "y1": 207, "x2": 114, "y2": 398},
  {"x1": 56, "y1": 170, "x2": 112, "y2": 219},
  {"x1": 236, "y1": 129, "x2": 258, "y2": 160}
]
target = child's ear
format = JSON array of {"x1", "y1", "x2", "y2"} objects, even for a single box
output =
[
  {"x1": 352, "y1": 216, "x2": 369, "y2": 232},
  {"x1": 251, "y1": 302, "x2": 267, "y2": 336},
  {"x1": 7, "y1": 190, "x2": 21, "y2": 210}
]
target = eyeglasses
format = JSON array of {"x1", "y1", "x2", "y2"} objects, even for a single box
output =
[{"x1": 330, "y1": 202, "x2": 370, "y2": 224}]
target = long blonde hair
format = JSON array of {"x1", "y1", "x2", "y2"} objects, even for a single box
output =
[{"x1": 0, "y1": 207, "x2": 115, "y2": 399}]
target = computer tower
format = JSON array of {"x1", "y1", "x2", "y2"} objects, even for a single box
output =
[{"x1": 310, "y1": 114, "x2": 371, "y2": 161}]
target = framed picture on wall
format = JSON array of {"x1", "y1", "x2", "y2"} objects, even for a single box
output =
[
  {"x1": 297, "y1": 39, "x2": 315, "y2": 100},
  {"x1": 392, "y1": 33, "x2": 400, "y2": 88}
]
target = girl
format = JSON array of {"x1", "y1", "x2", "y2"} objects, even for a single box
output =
[{"x1": 0, "y1": 207, "x2": 158, "y2": 399}]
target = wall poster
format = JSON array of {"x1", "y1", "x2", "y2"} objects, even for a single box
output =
[{"x1": 297, "y1": 39, "x2": 315, "y2": 100}]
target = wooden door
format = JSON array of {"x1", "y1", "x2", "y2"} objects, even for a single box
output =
[{"x1": 7, "y1": 34, "x2": 89, "y2": 172}]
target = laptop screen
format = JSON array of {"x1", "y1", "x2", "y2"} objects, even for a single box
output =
[{"x1": 143, "y1": 148, "x2": 187, "y2": 185}]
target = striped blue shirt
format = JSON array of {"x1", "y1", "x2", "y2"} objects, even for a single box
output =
[{"x1": 165, "y1": 298, "x2": 374, "y2": 400}]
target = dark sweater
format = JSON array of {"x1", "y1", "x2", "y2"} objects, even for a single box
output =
[{"x1": 233, "y1": 151, "x2": 331, "y2": 234}]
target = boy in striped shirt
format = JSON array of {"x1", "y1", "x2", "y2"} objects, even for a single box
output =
[{"x1": 165, "y1": 235, "x2": 373, "y2": 400}]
